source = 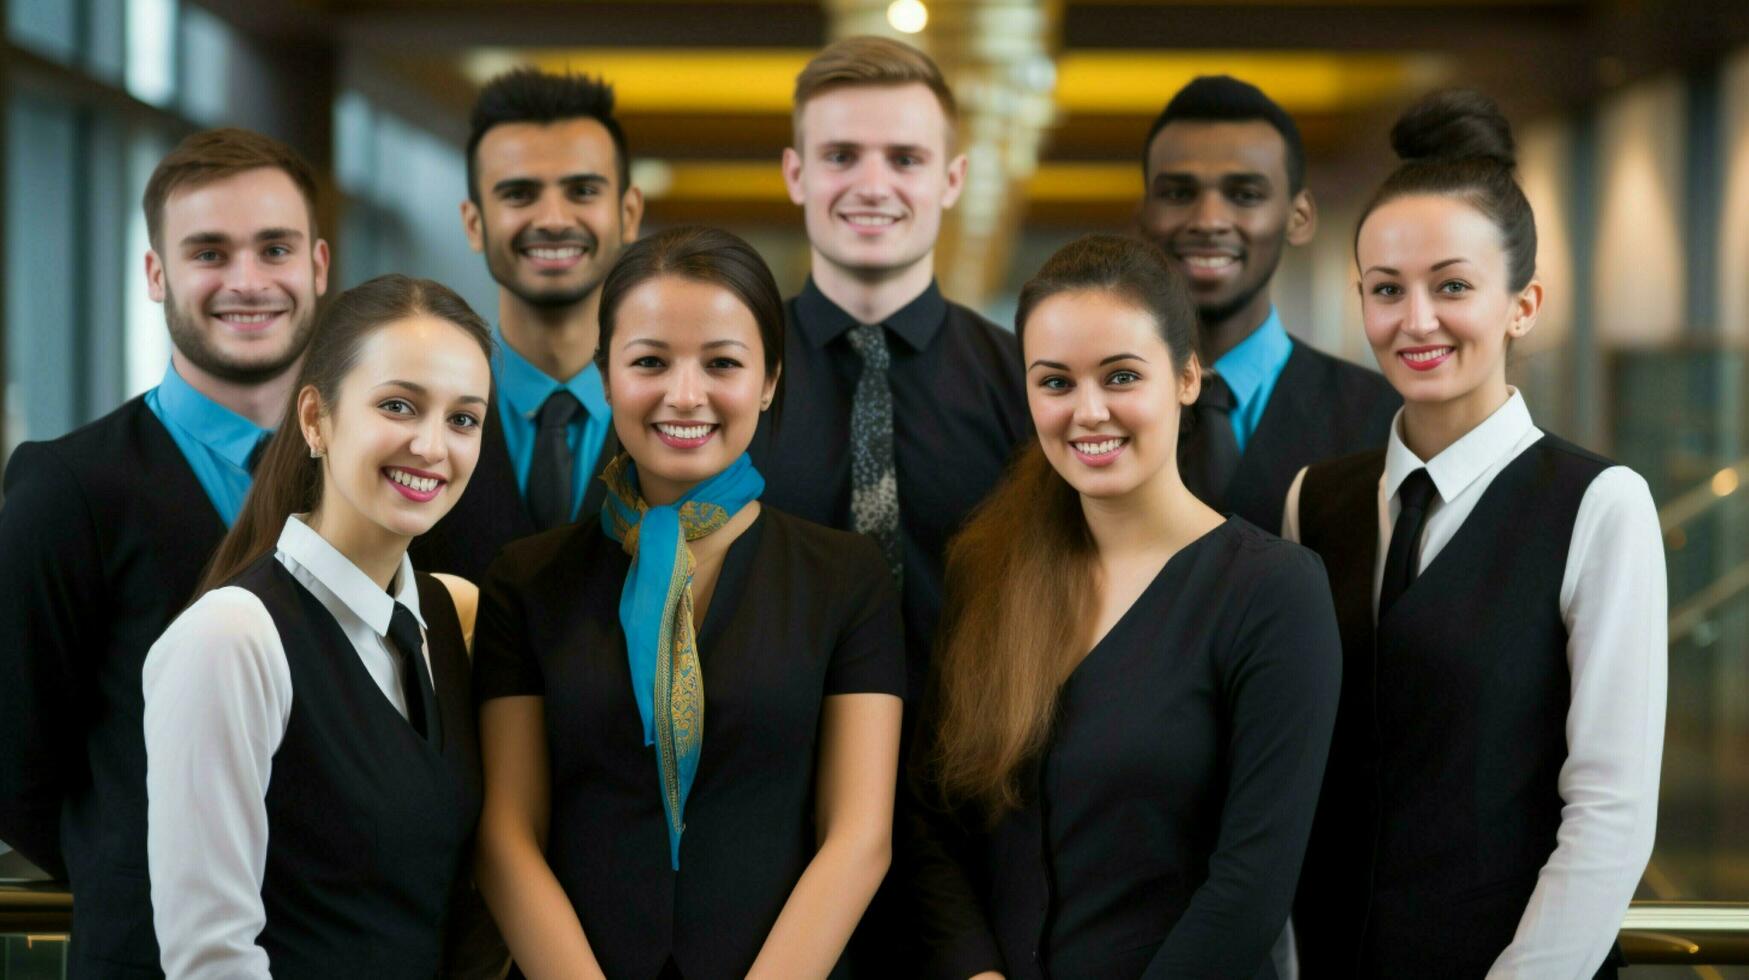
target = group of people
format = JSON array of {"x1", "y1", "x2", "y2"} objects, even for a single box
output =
[{"x1": 0, "y1": 33, "x2": 1666, "y2": 980}]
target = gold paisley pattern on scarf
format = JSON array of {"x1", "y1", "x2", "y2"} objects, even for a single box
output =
[{"x1": 602, "y1": 454, "x2": 730, "y2": 836}]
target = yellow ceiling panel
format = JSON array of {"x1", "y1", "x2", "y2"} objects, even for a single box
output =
[
  {"x1": 463, "y1": 49, "x2": 812, "y2": 112},
  {"x1": 464, "y1": 48, "x2": 1445, "y2": 117},
  {"x1": 1026, "y1": 162, "x2": 1138, "y2": 203},
  {"x1": 1056, "y1": 51, "x2": 1449, "y2": 114},
  {"x1": 638, "y1": 159, "x2": 1135, "y2": 206}
]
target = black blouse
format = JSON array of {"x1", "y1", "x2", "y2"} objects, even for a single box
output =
[
  {"x1": 473, "y1": 506, "x2": 906, "y2": 980},
  {"x1": 906, "y1": 518, "x2": 1341, "y2": 980}
]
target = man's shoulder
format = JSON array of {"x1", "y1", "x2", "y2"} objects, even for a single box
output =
[
  {"x1": 1287, "y1": 339, "x2": 1394, "y2": 396},
  {"x1": 942, "y1": 298, "x2": 1016, "y2": 344},
  {"x1": 934, "y1": 299, "x2": 1022, "y2": 387},
  {"x1": 4, "y1": 396, "x2": 161, "y2": 495}
]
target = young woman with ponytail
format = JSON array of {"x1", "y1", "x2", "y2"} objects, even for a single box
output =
[
  {"x1": 907, "y1": 234, "x2": 1342, "y2": 980},
  {"x1": 1284, "y1": 91, "x2": 1666, "y2": 978},
  {"x1": 471, "y1": 226, "x2": 903, "y2": 980},
  {"x1": 142, "y1": 274, "x2": 495, "y2": 978}
]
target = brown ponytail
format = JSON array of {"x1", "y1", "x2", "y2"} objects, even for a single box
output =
[{"x1": 195, "y1": 274, "x2": 493, "y2": 597}]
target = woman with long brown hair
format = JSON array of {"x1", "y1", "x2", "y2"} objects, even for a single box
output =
[
  {"x1": 471, "y1": 226, "x2": 903, "y2": 980},
  {"x1": 142, "y1": 274, "x2": 494, "y2": 978},
  {"x1": 907, "y1": 234, "x2": 1341, "y2": 980}
]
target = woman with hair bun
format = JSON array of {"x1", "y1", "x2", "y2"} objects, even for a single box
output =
[{"x1": 1285, "y1": 90, "x2": 1665, "y2": 979}]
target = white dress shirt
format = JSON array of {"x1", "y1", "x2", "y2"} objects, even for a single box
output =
[
  {"x1": 143, "y1": 514, "x2": 432, "y2": 980},
  {"x1": 1283, "y1": 390, "x2": 1667, "y2": 980}
]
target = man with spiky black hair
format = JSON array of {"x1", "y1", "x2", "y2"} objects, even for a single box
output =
[
  {"x1": 1140, "y1": 75, "x2": 1399, "y2": 535},
  {"x1": 413, "y1": 68, "x2": 644, "y2": 581}
]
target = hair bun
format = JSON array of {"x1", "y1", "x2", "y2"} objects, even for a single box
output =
[{"x1": 1390, "y1": 89, "x2": 1516, "y2": 169}]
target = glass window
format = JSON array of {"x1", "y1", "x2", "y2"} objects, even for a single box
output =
[
  {"x1": 85, "y1": 0, "x2": 127, "y2": 82},
  {"x1": 333, "y1": 91, "x2": 498, "y2": 318},
  {"x1": 6, "y1": 0, "x2": 78, "y2": 65},
  {"x1": 4, "y1": 93, "x2": 81, "y2": 449},
  {"x1": 125, "y1": 0, "x2": 177, "y2": 108},
  {"x1": 126, "y1": 129, "x2": 172, "y2": 398},
  {"x1": 178, "y1": 3, "x2": 233, "y2": 127}
]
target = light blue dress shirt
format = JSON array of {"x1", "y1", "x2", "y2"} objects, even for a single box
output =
[
  {"x1": 144, "y1": 361, "x2": 270, "y2": 527},
  {"x1": 1212, "y1": 307, "x2": 1295, "y2": 455},
  {"x1": 493, "y1": 335, "x2": 612, "y2": 522}
]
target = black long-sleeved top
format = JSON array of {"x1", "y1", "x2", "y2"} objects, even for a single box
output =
[{"x1": 906, "y1": 519, "x2": 1341, "y2": 980}]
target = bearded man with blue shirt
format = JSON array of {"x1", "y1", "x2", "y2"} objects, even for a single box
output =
[
  {"x1": 1141, "y1": 75, "x2": 1399, "y2": 534},
  {"x1": 411, "y1": 69, "x2": 642, "y2": 582},
  {"x1": 0, "y1": 128, "x2": 329, "y2": 977}
]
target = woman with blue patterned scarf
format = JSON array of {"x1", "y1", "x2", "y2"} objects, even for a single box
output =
[{"x1": 472, "y1": 226, "x2": 905, "y2": 980}]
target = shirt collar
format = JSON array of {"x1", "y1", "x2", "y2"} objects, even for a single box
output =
[
  {"x1": 794, "y1": 277, "x2": 948, "y2": 352},
  {"x1": 276, "y1": 514, "x2": 424, "y2": 638},
  {"x1": 155, "y1": 360, "x2": 271, "y2": 468},
  {"x1": 493, "y1": 334, "x2": 610, "y2": 422},
  {"x1": 1383, "y1": 388, "x2": 1535, "y2": 505},
  {"x1": 1211, "y1": 307, "x2": 1293, "y2": 412}
]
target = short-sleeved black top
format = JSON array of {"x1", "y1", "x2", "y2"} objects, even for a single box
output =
[
  {"x1": 906, "y1": 518, "x2": 1342, "y2": 980},
  {"x1": 474, "y1": 506, "x2": 905, "y2": 980}
]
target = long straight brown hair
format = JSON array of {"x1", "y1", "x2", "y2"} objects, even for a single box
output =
[
  {"x1": 195, "y1": 274, "x2": 493, "y2": 596},
  {"x1": 925, "y1": 235, "x2": 1198, "y2": 820}
]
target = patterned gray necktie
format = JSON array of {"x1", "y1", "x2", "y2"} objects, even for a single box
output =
[{"x1": 846, "y1": 323, "x2": 902, "y2": 587}]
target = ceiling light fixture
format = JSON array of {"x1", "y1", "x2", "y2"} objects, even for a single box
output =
[{"x1": 887, "y1": 0, "x2": 928, "y2": 35}]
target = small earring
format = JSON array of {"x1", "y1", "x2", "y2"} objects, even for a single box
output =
[{"x1": 309, "y1": 445, "x2": 324, "y2": 459}]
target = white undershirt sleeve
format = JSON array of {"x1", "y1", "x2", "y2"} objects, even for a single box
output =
[
  {"x1": 144, "y1": 586, "x2": 293, "y2": 980},
  {"x1": 1487, "y1": 466, "x2": 1667, "y2": 978},
  {"x1": 1280, "y1": 465, "x2": 1309, "y2": 544}
]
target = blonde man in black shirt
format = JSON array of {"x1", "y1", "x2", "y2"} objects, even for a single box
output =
[
  {"x1": 754, "y1": 36, "x2": 1032, "y2": 975},
  {"x1": 758, "y1": 35, "x2": 1030, "y2": 697}
]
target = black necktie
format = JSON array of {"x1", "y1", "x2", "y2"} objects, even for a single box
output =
[
  {"x1": 245, "y1": 434, "x2": 270, "y2": 476},
  {"x1": 846, "y1": 323, "x2": 902, "y2": 587},
  {"x1": 387, "y1": 603, "x2": 441, "y2": 745},
  {"x1": 528, "y1": 390, "x2": 583, "y2": 530},
  {"x1": 1378, "y1": 469, "x2": 1437, "y2": 619},
  {"x1": 1180, "y1": 373, "x2": 1241, "y2": 509}
]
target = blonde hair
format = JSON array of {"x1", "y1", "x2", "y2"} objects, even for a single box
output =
[{"x1": 792, "y1": 36, "x2": 957, "y2": 146}]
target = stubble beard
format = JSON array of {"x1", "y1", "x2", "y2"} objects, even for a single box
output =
[
  {"x1": 163, "y1": 281, "x2": 314, "y2": 386},
  {"x1": 484, "y1": 225, "x2": 617, "y2": 311},
  {"x1": 1193, "y1": 242, "x2": 1285, "y2": 331}
]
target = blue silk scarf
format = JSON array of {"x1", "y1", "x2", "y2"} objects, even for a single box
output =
[{"x1": 599, "y1": 451, "x2": 764, "y2": 869}]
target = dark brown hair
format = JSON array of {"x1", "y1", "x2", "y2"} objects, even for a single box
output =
[
  {"x1": 596, "y1": 225, "x2": 786, "y2": 421},
  {"x1": 466, "y1": 68, "x2": 629, "y2": 205},
  {"x1": 1355, "y1": 89, "x2": 1537, "y2": 291},
  {"x1": 792, "y1": 36, "x2": 957, "y2": 145},
  {"x1": 143, "y1": 128, "x2": 319, "y2": 252},
  {"x1": 197, "y1": 275, "x2": 494, "y2": 595},
  {"x1": 925, "y1": 234, "x2": 1199, "y2": 819}
]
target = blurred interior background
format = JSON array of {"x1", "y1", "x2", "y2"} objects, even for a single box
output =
[{"x1": 5, "y1": 0, "x2": 1749, "y2": 975}]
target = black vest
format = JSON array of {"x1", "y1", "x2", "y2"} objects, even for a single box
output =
[
  {"x1": 411, "y1": 399, "x2": 618, "y2": 583},
  {"x1": 1207, "y1": 340, "x2": 1400, "y2": 535},
  {"x1": 1292, "y1": 435, "x2": 1614, "y2": 979},
  {"x1": 231, "y1": 555, "x2": 482, "y2": 978}
]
